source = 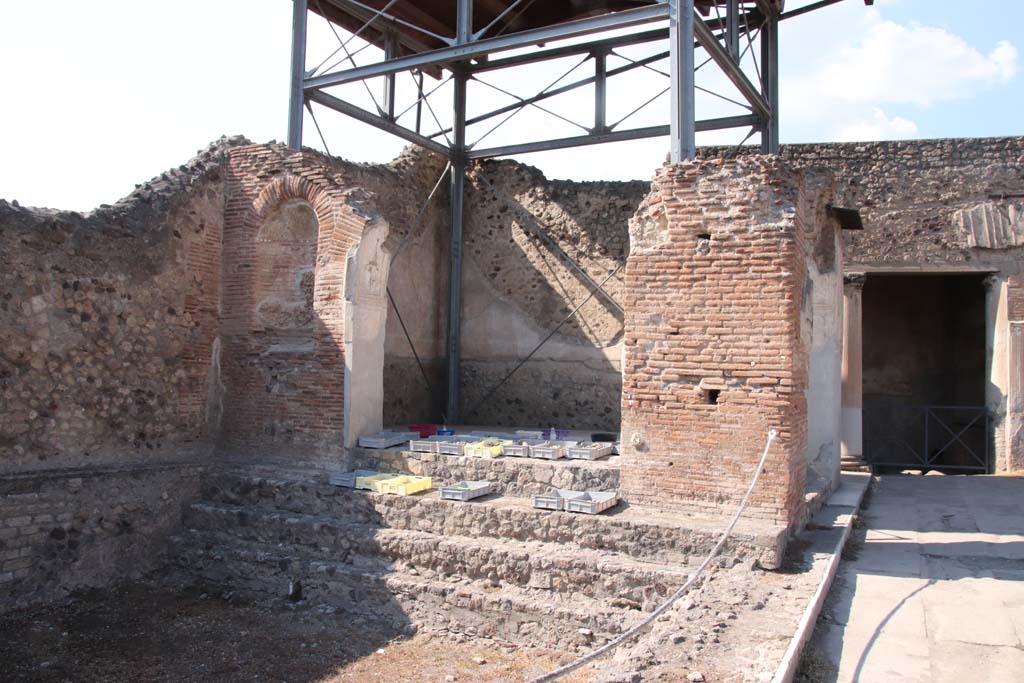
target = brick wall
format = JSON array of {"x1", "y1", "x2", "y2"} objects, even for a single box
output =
[
  {"x1": 619, "y1": 157, "x2": 811, "y2": 528},
  {"x1": 218, "y1": 144, "x2": 448, "y2": 461},
  {"x1": 0, "y1": 464, "x2": 202, "y2": 608}
]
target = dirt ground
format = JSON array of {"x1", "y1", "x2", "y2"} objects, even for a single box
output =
[
  {"x1": 0, "y1": 583, "x2": 590, "y2": 683},
  {"x1": 0, "y1": 512, "x2": 843, "y2": 683}
]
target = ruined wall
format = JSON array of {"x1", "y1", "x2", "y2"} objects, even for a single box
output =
[
  {"x1": 619, "y1": 157, "x2": 811, "y2": 527},
  {"x1": 772, "y1": 137, "x2": 1024, "y2": 269},
  {"x1": 220, "y1": 144, "x2": 448, "y2": 459},
  {"x1": 780, "y1": 137, "x2": 1024, "y2": 472},
  {"x1": 458, "y1": 160, "x2": 646, "y2": 430},
  {"x1": 0, "y1": 140, "x2": 233, "y2": 606},
  {"x1": 0, "y1": 144, "x2": 229, "y2": 472}
]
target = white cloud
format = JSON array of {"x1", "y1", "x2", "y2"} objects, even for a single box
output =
[
  {"x1": 816, "y1": 21, "x2": 1018, "y2": 107},
  {"x1": 833, "y1": 108, "x2": 918, "y2": 142}
]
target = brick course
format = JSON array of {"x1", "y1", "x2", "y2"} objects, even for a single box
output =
[{"x1": 619, "y1": 157, "x2": 812, "y2": 528}]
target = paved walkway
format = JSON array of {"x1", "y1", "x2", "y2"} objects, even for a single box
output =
[{"x1": 806, "y1": 474, "x2": 1024, "y2": 683}]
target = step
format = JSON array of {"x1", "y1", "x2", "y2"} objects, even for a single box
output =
[
  {"x1": 168, "y1": 533, "x2": 645, "y2": 651},
  {"x1": 182, "y1": 501, "x2": 692, "y2": 604},
  {"x1": 201, "y1": 470, "x2": 786, "y2": 568},
  {"x1": 349, "y1": 446, "x2": 621, "y2": 497}
]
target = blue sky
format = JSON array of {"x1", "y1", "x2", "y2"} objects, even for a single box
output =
[{"x1": 1, "y1": 0, "x2": 1021, "y2": 210}]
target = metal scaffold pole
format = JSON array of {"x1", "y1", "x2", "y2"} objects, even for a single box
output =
[{"x1": 287, "y1": 0, "x2": 309, "y2": 150}]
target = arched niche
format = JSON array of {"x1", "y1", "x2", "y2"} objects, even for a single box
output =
[
  {"x1": 253, "y1": 197, "x2": 319, "y2": 352},
  {"x1": 343, "y1": 215, "x2": 392, "y2": 448}
]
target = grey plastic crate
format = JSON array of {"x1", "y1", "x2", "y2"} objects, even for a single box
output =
[
  {"x1": 532, "y1": 488, "x2": 582, "y2": 511},
  {"x1": 436, "y1": 436, "x2": 479, "y2": 456},
  {"x1": 501, "y1": 439, "x2": 543, "y2": 457},
  {"x1": 566, "y1": 491, "x2": 619, "y2": 515},
  {"x1": 439, "y1": 480, "x2": 495, "y2": 502},
  {"x1": 357, "y1": 431, "x2": 419, "y2": 449},
  {"x1": 409, "y1": 438, "x2": 439, "y2": 453},
  {"x1": 328, "y1": 469, "x2": 377, "y2": 488},
  {"x1": 565, "y1": 443, "x2": 614, "y2": 460},
  {"x1": 530, "y1": 440, "x2": 576, "y2": 460}
]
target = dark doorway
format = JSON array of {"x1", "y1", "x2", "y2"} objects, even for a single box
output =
[{"x1": 862, "y1": 273, "x2": 991, "y2": 473}]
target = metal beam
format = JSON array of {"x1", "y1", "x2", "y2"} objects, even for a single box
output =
[
  {"x1": 306, "y1": 90, "x2": 451, "y2": 156},
  {"x1": 432, "y1": 50, "x2": 669, "y2": 140},
  {"x1": 760, "y1": 7, "x2": 780, "y2": 152},
  {"x1": 692, "y1": 14, "x2": 771, "y2": 121},
  {"x1": 726, "y1": 0, "x2": 740, "y2": 60},
  {"x1": 287, "y1": 0, "x2": 309, "y2": 149},
  {"x1": 594, "y1": 49, "x2": 608, "y2": 134},
  {"x1": 445, "y1": 0, "x2": 472, "y2": 424},
  {"x1": 467, "y1": 114, "x2": 760, "y2": 160},
  {"x1": 304, "y1": 3, "x2": 671, "y2": 90},
  {"x1": 780, "y1": 0, "x2": 846, "y2": 20},
  {"x1": 468, "y1": 27, "x2": 668, "y2": 74},
  {"x1": 382, "y1": 29, "x2": 398, "y2": 120},
  {"x1": 669, "y1": 0, "x2": 696, "y2": 161}
]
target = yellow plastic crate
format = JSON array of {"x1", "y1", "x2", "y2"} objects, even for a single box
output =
[
  {"x1": 380, "y1": 475, "x2": 432, "y2": 496},
  {"x1": 464, "y1": 438, "x2": 511, "y2": 458},
  {"x1": 370, "y1": 475, "x2": 408, "y2": 493},
  {"x1": 356, "y1": 472, "x2": 398, "y2": 490}
]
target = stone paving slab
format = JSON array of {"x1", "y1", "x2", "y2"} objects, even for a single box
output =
[{"x1": 801, "y1": 474, "x2": 1024, "y2": 683}]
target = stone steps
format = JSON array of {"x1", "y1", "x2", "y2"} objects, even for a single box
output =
[
  {"x1": 349, "y1": 446, "x2": 621, "y2": 497},
  {"x1": 182, "y1": 500, "x2": 692, "y2": 604},
  {"x1": 202, "y1": 470, "x2": 784, "y2": 567},
  {"x1": 168, "y1": 531, "x2": 644, "y2": 650}
]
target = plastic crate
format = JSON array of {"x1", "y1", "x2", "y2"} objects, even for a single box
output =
[
  {"x1": 356, "y1": 472, "x2": 399, "y2": 490},
  {"x1": 532, "y1": 488, "x2": 579, "y2": 511},
  {"x1": 532, "y1": 488, "x2": 619, "y2": 514},
  {"x1": 465, "y1": 438, "x2": 510, "y2": 458},
  {"x1": 565, "y1": 491, "x2": 619, "y2": 515},
  {"x1": 378, "y1": 475, "x2": 432, "y2": 496},
  {"x1": 530, "y1": 440, "x2": 576, "y2": 460},
  {"x1": 409, "y1": 438, "x2": 440, "y2": 453},
  {"x1": 565, "y1": 443, "x2": 614, "y2": 460},
  {"x1": 357, "y1": 431, "x2": 419, "y2": 449},
  {"x1": 437, "y1": 436, "x2": 479, "y2": 456},
  {"x1": 440, "y1": 480, "x2": 495, "y2": 501},
  {"x1": 409, "y1": 424, "x2": 437, "y2": 438},
  {"x1": 328, "y1": 469, "x2": 377, "y2": 488},
  {"x1": 503, "y1": 439, "x2": 544, "y2": 457}
]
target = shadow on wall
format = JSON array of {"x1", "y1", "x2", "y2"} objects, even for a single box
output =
[
  {"x1": 218, "y1": 165, "x2": 393, "y2": 468},
  {"x1": 452, "y1": 162, "x2": 647, "y2": 432}
]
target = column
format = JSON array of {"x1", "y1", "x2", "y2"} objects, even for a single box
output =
[{"x1": 841, "y1": 273, "x2": 867, "y2": 470}]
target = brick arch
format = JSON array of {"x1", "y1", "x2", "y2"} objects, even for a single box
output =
[{"x1": 248, "y1": 175, "x2": 337, "y2": 237}]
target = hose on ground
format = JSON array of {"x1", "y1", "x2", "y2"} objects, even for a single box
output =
[{"x1": 525, "y1": 428, "x2": 780, "y2": 683}]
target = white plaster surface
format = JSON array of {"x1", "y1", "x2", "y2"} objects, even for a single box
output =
[{"x1": 344, "y1": 218, "x2": 391, "y2": 448}]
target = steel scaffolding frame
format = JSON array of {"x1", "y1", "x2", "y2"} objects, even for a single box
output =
[{"x1": 286, "y1": 0, "x2": 844, "y2": 423}]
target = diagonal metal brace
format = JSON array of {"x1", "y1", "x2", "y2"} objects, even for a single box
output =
[{"x1": 692, "y1": 14, "x2": 771, "y2": 120}]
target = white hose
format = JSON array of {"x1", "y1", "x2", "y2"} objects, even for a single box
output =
[{"x1": 526, "y1": 428, "x2": 780, "y2": 683}]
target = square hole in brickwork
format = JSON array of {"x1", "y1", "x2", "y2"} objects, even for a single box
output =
[{"x1": 704, "y1": 389, "x2": 720, "y2": 405}]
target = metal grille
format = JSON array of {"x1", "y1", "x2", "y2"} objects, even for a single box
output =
[{"x1": 864, "y1": 402, "x2": 991, "y2": 473}]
